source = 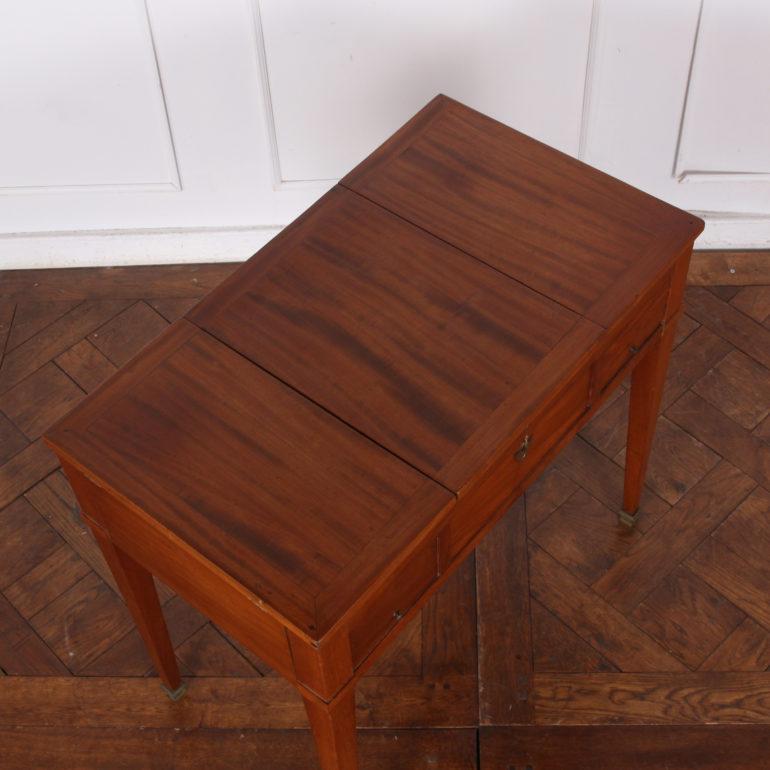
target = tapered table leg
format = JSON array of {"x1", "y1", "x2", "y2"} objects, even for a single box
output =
[
  {"x1": 621, "y1": 316, "x2": 680, "y2": 527},
  {"x1": 303, "y1": 688, "x2": 358, "y2": 770},
  {"x1": 88, "y1": 521, "x2": 185, "y2": 698}
]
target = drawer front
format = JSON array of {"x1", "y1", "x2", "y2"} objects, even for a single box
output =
[
  {"x1": 439, "y1": 366, "x2": 591, "y2": 564},
  {"x1": 348, "y1": 536, "x2": 437, "y2": 667},
  {"x1": 593, "y1": 278, "x2": 669, "y2": 393}
]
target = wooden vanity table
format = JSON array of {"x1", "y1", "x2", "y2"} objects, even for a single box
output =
[{"x1": 45, "y1": 95, "x2": 703, "y2": 770}]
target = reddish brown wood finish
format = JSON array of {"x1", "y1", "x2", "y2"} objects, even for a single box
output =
[
  {"x1": 84, "y1": 517, "x2": 181, "y2": 693},
  {"x1": 44, "y1": 96, "x2": 703, "y2": 770}
]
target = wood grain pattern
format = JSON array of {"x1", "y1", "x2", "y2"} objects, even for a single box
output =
[
  {"x1": 0, "y1": 439, "x2": 58, "y2": 509},
  {"x1": 344, "y1": 95, "x2": 702, "y2": 321},
  {"x1": 529, "y1": 543, "x2": 687, "y2": 673},
  {"x1": 687, "y1": 250, "x2": 770, "y2": 285},
  {"x1": 700, "y1": 618, "x2": 770, "y2": 672},
  {"x1": 0, "y1": 264, "x2": 238, "y2": 301},
  {"x1": 0, "y1": 727, "x2": 478, "y2": 770},
  {"x1": 629, "y1": 565, "x2": 745, "y2": 669},
  {"x1": 533, "y1": 672, "x2": 770, "y2": 724},
  {"x1": 667, "y1": 391, "x2": 770, "y2": 490},
  {"x1": 4, "y1": 300, "x2": 81, "y2": 352},
  {"x1": 0, "y1": 362, "x2": 84, "y2": 440},
  {"x1": 685, "y1": 286, "x2": 770, "y2": 369},
  {"x1": 482, "y1": 725, "x2": 770, "y2": 770},
  {"x1": 476, "y1": 500, "x2": 532, "y2": 725},
  {"x1": 593, "y1": 461, "x2": 756, "y2": 614},
  {"x1": 3, "y1": 258, "x2": 770, "y2": 766},
  {"x1": 4, "y1": 544, "x2": 90, "y2": 619},
  {"x1": 87, "y1": 300, "x2": 169, "y2": 367},
  {"x1": 192, "y1": 185, "x2": 579, "y2": 482},
  {"x1": 0, "y1": 299, "x2": 131, "y2": 394},
  {"x1": 87, "y1": 520, "x2": 182, "y2": 690},
  {"x1": 54, "y1": 339, "x2": 117, "y2": 393},
  {"x1": 14, "y1": 96, "x2": 715, "y2": 770},
  {"x1": 51, "y1": 323, "x2": 452, "y2": 638}
]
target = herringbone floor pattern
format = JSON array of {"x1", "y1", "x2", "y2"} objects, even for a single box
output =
[{"x1": 1, "y1": 265, "x2": 769, "y2": 768}]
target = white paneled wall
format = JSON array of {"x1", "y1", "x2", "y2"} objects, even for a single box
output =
[{"x1": 1, "y1": 0, "x2": 768, "y2": 269}]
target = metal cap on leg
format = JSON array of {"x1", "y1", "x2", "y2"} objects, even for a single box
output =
[
  {"x1": 618, "y1": 509, "x2": 639, "y2": 529},
  {"x1": 161, "y1": 681, "x2": 188, "y2": 701}
]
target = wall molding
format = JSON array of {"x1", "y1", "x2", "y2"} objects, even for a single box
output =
[
  {"x1": 577, "y1": 0, "x2": 601, "y2": 161},
  {"x1": 0, "y1": 0, "x2": 181, "y2": 197},
  {"x1": 0, "y1": 224, "x2": 282, "y2": 270},
  {"x1": 1, "y1": 211, "x2": 767, "y2": 271},
  {"x1": 673, "y1": 0, "x2": 770, "y2": 185},
  {"x1": 249, "y1": 0, "x2": 336, "y2": 190}
]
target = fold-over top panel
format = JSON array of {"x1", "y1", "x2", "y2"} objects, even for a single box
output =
[
  {"x1": 46, "y1": 321, "x2": 453, "y2": 637},
  {"x1": 190, "y1": 186, "x2": 581, "y2": 484},
  {"x1": 342, "y1": 95, "x2": 704, "y2": 324}
]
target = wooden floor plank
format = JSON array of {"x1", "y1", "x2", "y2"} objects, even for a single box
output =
[
  {"x1": 0, "y1": 497, "x2": 62, "y2": 590},
  {"x1": 629, "y1": 565, "x2": 745, "y2": 670},
  {"x1": 0, "y1": 412, "x2": 28, "y2": 464},
  {"x1": 730, "y1": 285, "x2": 770, "y2": 323},
  {"x1": 0, "y1": 439, "x2": 59, "y2": 510},
  {"x1": 0, "y1": 299, "x2": 132, "y2": 394},
  {"x1": 687, "y1": 536, "x2": 770, "y2": 630},
  {"x1": 531, "y1": 599, "x2": 617, "y2": 674},
  {"x1": 4, "y1": 544, "x2": 91, "y2": 619},
  {"x1": 481, "y1": 725, "x2": 770, "y2": 770},
  {"x1": 87, "y1": 300, "x2": 168, "y2": 366},
  {"x1": 523, "y1": 467, "x2": 579, "y2": 531},
  {"x1": 80, "y1": 594, "x2": 209, "y2": 677},
  {"x1": 0, "y1": 300, "x2": 17, "y2": 366},
  {"x1": 613, "y1": 416, "x2": 721, "y2": 506},
  {"x1": 554, "y1": 437, "x2": 670, "y2": 533},
  {"x1": 530, "y1": 488, "x2": 641, "y2": 585},
  {"x1": 24, "y1": 475, "x2": 121, "y2": 595},
  {"x1": 5, "y1": 300, "x2": 82, "y2": 353},
  {"x1": 528, "y1": 543, "x2": 686, "y2": 672},
  {"x1": 28, "y1": 572, "x2": 135, "y2": 674},
  {"x1": 0, "y1": 727, "x2": 478, "y2": 770},
  {"x1": 476, "y1": 500, "x2": 533, "y2": 725},
  {"x1": 685, "y1": 286, "x2": 770, "y2": 369},
  {"x1": 175, "y1": 623, "x2": 260, "y2": 677},
  {"x1": 692, "y1": 349, "x2": 770, "y2": 430},
  {"x1": 687, "y1": 251, "x2": 770, "y2": 286},
  {"x1": 592, "y1": 461, "x2": 756, "y2": 615},
  {"x1": 700, "y1": 618, "x2": 770, "y2": 672},
  {"x1": 0, "y1": 361, "x2": 84, "y2": 440},
  {"x1": 667, "y1": 391, "x2": 770, "y2": 490},
  {"x1": 533, "y1": 672, "x2": 770, "y2": 725},
  {"x1": 2, "y1": 263, "x2": 770, "y2": 757},
  {"x1": 0, "y1": 264, "x2": 240, "y2": 301},
  {"x1": 422, "y1": 553, "x2": 478, "y2": 681},
  {"x1": 0, "y1": 675, "x2": 477, "y2": 729},
  {"x1": 0, "y1": 594, "x2": 69, "y2": 675},
  {"x1": 55, "y1": 339, "x2": 117, "y2": 393}
]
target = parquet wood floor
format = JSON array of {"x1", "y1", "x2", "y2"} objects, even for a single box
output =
[{"x1": 1, "y1": 263, "x2": 769, "y2": 768}]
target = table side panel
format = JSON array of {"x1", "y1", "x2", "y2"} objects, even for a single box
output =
[
  {"x1": 592, "y1": 271, "x2": 671, "y2": 394},
  {"x1": 58, "y1": 458, "x2": 297, "y2": 681},
  {"x1": 347, "y1": 535, "x2": 438, "y2": 667},
  {"x1": 439, "y1": 364, "x2": 591, "y2": 566},
  {"x1": 47, "y1": 322, "x2": 456, "y2": 639}
]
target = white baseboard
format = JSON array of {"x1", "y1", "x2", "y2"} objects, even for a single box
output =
[
  {"x1": 0, "y1": 225, "x2": 283, "y2": 270},
  {"x1": 0, "y1": 215, "x2": 767, "y2": 271},
  {"x1": 695, "y1": 214, "x2": 770, "y2": 250}
]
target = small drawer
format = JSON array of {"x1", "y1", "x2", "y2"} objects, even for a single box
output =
[
  {"x1": 593, "y1": 281, "x2": 669, "y2": 393},
  {"x1": 347, "y1": 536, "x2": 437, "y2": 667},
  {"x1": 439, "y1": 366, "x2": 591, "y2": 564}
]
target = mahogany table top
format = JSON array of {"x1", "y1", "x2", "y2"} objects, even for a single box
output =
[{"x1": 46, "y1": 95, "x2": 703, "y2": 641}]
